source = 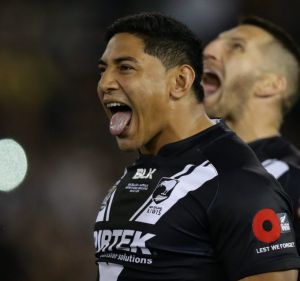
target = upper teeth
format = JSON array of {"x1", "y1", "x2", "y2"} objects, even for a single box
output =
[
  {"x1": 203, "y1": 69, "x2": 214, "y2": 74},
  {"x1": 106, "y1": 102, "x2": 124, "y2": 108}
]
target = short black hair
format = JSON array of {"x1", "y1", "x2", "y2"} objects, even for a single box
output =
[
  {"x1": 105, "y1": 12, "x2": 204, "y2": 102},
  {"x1": 240, "y1": 15, "x2": 300, "y2": 113},
  {"x1": 240, "y1": 15, "x2": 300, "y2": 64}
]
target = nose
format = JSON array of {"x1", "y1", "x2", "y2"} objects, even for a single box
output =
[
  {"x1": 97, "y1": 69, "x2": 119, "y2": 97},
  {"x1": 203, "y1": 39, "x2": 223, "y2": 62}
]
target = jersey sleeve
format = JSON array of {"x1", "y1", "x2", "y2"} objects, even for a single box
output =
[
  {"x1": 279, "y1": 166, "x2": 300, "y2": 256},
  {"x1": 207, "y1": 169, "x2": 300, "y2": 280}
]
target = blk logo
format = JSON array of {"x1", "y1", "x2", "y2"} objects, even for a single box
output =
[
  {"x1": 133, "y1": 168, "x2": 156, "y2": 179},
  {"x1": 152, "y1": 178, "x2": 178, "y2": 204}
]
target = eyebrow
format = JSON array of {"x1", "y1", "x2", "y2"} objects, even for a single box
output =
[
  {"x1": 98, "y1": 56, "x2": 139, "y2": 66},
  {"x1": 229, "y1": 37, "x2": 246, "y2": 43},
  {"x1": 218, "y1": 31, "x2": 246, "y2": 43}
]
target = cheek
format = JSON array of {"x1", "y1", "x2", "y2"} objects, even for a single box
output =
[
  {"x1": 96, "y1": 81, "x2": 106, "y2": 104},
  {"x1": 133, "y1": 79, "x2": 167, "y2": 104},
  {"x1": 224, "y1": 59, "x2": 255, "y2": 91}
]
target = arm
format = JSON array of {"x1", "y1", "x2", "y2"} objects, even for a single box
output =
[
  {"x1": 208, "y1": 170, "x2": 300, "y2": 280},
  {"x1": 239, "y1": 270, "x2": 298, "y2": 281}
]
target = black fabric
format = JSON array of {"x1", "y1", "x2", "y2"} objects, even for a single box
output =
[
  {"x1": 94, "y1": 124, "x2": 300, "y2": 281},
  {"x1": 249, "y1": 136, "x2": 300, "y2": 255}
]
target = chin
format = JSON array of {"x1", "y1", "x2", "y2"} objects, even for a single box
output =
[
  {"x1": 203, "y1": 104, "x2": 217, "y2": 118},
  {"x1": 204, "y1": 92, "x2": 223, "y2": 116},
  {"x1": 116, "y1": 139, "x2": 139, "y2": 152}
]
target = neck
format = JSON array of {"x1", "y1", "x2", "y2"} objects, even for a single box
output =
[
  {"x1": 226, "y1": 100, "x2": 282, "y2": 143},
  {"x1": 141, "y1": 102, "x2": 213, "y2": 155},
  {"x1": 227, "y1": 119, "x2": 280, "y2": 143}
]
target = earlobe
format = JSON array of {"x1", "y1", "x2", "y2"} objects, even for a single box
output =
[
  {"x1": 170, "y1": 65, "x2": 195, "y2": 99},
  {"x1": 255, "y1": 74, "x2": 287, "y2": 98}
]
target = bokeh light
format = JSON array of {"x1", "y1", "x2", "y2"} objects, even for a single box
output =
[{"x1": 0, "y1": 139, "x2": 28, "y2": 192}]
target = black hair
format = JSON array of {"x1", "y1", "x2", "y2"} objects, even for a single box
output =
[
  {"x1": 105, "y1": 12, "x2": 204, "y2": 102},
  {"x1": 240, "y1": 15, "x2": 300, "y2": 113}
]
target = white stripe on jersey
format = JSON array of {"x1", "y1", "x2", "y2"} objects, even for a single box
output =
[
  {"x1": 129, "y1": 164, "x2": 196, "y2": 222},
  {"x1": 172, "y1": 164, "x2": 196, "y2": 178},
  {"x1": 96, "y1": 189, "x2": 117, "y2": 222},
  {"x1": 262, "y1": 159, "x2": 289, "y2": 179},
  {"x1": 129, "y1": 196, "x2": 153, "y2": 222},
  {"x1": 134, "y1": 161, "x2": 218, "y2": 225},
  {"x1": 105, "y1": 189, "x2": 116, "y2": 221},
  {"x1": 96, "y1": 169, "x2": 128, "y2": 222},
  {"x1": 98, "y1": 262, "x2": 123, "y2": 281},
  {"x1": 96, "y1": 205, "x2": 106, "y2": 222}
]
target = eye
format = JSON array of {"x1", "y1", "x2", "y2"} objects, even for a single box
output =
[
  {"x1": 119, "y1": 64, "x2": 134, "y2": 72},
  {"x1": 98, "y1": 66, "x2": 106, "y2": 78},
  {"x1": 231, "y1": 41, "x2": 244, "y2": 51}
]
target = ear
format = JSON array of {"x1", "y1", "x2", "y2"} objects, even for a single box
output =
[
  {"x1": 254, "y1": 73, "x2": 287, "y2": 98},
  {"x1": 169, "y1": 65, "x2": 195, "y2": 99}
]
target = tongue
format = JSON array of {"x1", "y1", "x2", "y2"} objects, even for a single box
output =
[
  {"x1": 203, "y1": 83, "x2": 219, "y2": 96},
  {"x1": 202, "y1": 74, "x2": 220, "y2": 96},
  {"x1": 110, "y1": 111, "x2": 132, "y2": 136}
]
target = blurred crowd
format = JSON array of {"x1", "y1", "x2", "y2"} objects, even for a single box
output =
[{"x1": 0, "y1": 1, "x2": 299, "y2": 280}]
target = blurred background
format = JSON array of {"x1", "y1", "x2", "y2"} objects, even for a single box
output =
[{"x1": 0, "y1": 0, "x2": 299, "y2": 280}]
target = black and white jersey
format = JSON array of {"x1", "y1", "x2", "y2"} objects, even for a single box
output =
[
  {"x1": 249, "y1": 136, "x2": 300, "y2": 255},
  {"x1": 94, "y1": 123, "x2": 300, "y2": 281}
]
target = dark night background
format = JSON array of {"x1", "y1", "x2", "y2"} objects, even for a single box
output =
[{"x1": 0, "y1": 1, "x2": 299, "y2": 280}]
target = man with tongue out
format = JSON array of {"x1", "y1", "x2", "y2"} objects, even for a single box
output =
[
  {"x1": 202, "y1": 16, "x2": 300, "y2": 264},
  {"x1": 94, "y1": 12, "x2": 299, "y2": 281}
]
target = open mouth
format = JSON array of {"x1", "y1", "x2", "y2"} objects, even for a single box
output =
[
  {"x1": 106, "y1": 102, "x2": 133, "y2": 136},
  {"x1": 202, "y1": 71, "x2": 221, "y2": 96}
]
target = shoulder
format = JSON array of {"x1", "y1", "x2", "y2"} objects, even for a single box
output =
[
  {"x1": 209, "y1": 167, "x2": 289, "y2": 215},
  {"x1": 199, "y1": 128, "x2": 285, "y2": 206},
  {"x1": 251, "y1": 137, "x2": 300, "y2": 169},
  {"x1": 199, "y1": 131, "x2": 291, "y2": 212},
  {"x1": 250, "y1": 137, "x2": 300, "y2": 188},
  {"x1": 201, "y1": 128, "x2": 262, "y2": 173}
]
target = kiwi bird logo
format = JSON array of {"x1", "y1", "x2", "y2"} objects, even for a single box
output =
[{"x1": 152, "y1": 178, "x2": 179, "y2": 204}]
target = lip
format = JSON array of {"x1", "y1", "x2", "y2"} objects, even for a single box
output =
[{"x1": 103, "y1": 98, "x2": 132, "y2": 118}]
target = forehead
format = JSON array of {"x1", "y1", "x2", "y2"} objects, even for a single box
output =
[
  {"x1": 218, "y1": 24, "x2": 274, "y2": 45},
  {"x1": 101, "y1": 32, "x2": 146, "y2": 61}
]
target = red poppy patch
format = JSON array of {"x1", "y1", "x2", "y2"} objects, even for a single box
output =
[{"x1": 252, "y1": 208, "x2": 281, "y2": 243}]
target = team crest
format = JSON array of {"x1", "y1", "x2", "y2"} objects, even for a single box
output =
[
  {"x1": 277, "y1": 212, "x2": 291, "y2": 233},
  {"x1": 152, "y1": 178, "x2": 179, "y2": 204}
]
